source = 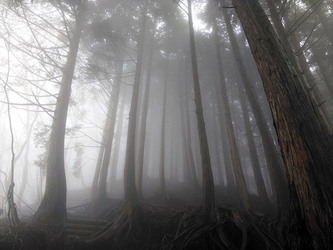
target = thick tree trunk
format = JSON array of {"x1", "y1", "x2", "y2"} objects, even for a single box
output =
[
  {"x1": 187, "y1": 0, "x2": 215, "y2": 218},
  {"x1": 268, "y1": 0, "x2": 332, "y2": 134},
  {"x1": 222, "y1": 7, "x2": 289, "y2": 213},
  {"x1": 232, "y1": 0, "x2": 333, "y2": 248},
  {"x1": 33, "y1": 1, "x2": 85, "y2": 225}
]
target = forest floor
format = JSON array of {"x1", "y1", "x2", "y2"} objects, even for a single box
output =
[{"x1": 0, "y1": 185, "x2": 287, "y2": 249}]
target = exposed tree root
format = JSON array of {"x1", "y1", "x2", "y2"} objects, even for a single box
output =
[
  {"x1": 1, "y1": 200, "x2": 286, "y2": 249},
  {"x1": 162, "y1": 207, "x2": 284, "y2": 250}
]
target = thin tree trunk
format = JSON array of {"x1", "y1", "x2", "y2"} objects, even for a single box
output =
[
  {"x1": 123, "y1": 2, "x2": 147, "y2": 205},
  {"x1": 238, "y1": 85, "x2": 269, "y2": 203},
  {"x1": 136, "y1": 25, "x2": 155, "y2": 198},
  {"x1": 311, "y1": 49, "x2": 333, "y2": 97},
  {"x1": 159, "y1": 61, "x2": 168, "y2": 196},
  {"x1": 97, "y1": 59, "x2": 124, "y2": 200},
  {"x1": 188, "y1": 0, "x2": 215, "y2": 218},
  {"x1": 212, "y1": 12, "x2": 249, "y2": 210},
  {"x1": 110, "y1": 91, "x2": 126, "y2": 191},
  {"x1": 184, "y1": 80, "x2": 200, "y2": 188},
  {"x1": 91, "y1": 94, "x2": 113, "y2": 200},
  {"x1": 33, "y1": 1, "x2": 85, "y2": 225},
  {"x1": 177, "y1": 60, "x2": 193, "y2": 186}
]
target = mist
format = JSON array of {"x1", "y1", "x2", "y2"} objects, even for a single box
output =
[{"x1": 1, "y1": 0, "x2": 333, "y2": 249}]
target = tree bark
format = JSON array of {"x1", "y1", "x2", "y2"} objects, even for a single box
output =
[
  {"x1": 268, "y1": 0, "x2": 332, "y2": 133},
  {"x1": 231, "y1": 0, "x2": 333, "y2": 248},
  {"x1": 222, "y1": 7, "x2": 289, "y2": 213}
]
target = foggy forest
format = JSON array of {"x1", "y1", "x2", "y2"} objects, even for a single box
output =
[{"x1": 0, "y1": 0, "x2": 333, "y2": 249}]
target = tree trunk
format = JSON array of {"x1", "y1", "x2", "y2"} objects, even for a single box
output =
[
  {"x1": 136, "y1": 25, "x2": 155, "y2": 198},
  {"x1": 238, "y1": 84, "x2": 269, "y2": 204},
  {"x1": 184, "y1": 77, "x2": 200, "y2": 188},
  {"x1": 96, "y1": 59, "x2": 124, "y2": 200},
  {"x1": 311, "y1": 48, "x2": 333, "y2": 97},
  {"x1": 123, "y1": 2, "x2": 147, "y2": 206},
  {"x1": 159, "y1": 59, "x2": 168, "y2": 196},
  {"x1": 232, "y1": 0, "x2": 333, "y2": 248},
  {"x1": 177, "y1": 59, "x2": 193, "y2": 186},
  {"x1": 222, "y1": 7, "x2": 289, "y2": 213},
  {"x1": 33, "y1": 1, "x2": 85, "y2": 225},
  {"x1": 212, "y1": 13, "x2": 249, "y2": 210},
  {"x1": 110, "y1": 91, "x2": 127, "y2": 192},
  {"x1": 187, "y1": 0, "x2": 215, "y2": 218},
  {"x1": 268, "y1": 0, "x2": 332, "y2": 133}
]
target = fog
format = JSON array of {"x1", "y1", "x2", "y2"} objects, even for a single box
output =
[{"x1": 1, "y1": 0, "x2": 333, "y2": 249}]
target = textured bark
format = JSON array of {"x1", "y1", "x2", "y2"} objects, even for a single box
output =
[
  {"x1": 188, "y1": 0, "x2": 215, "y2": 218},
  {"x1": 268, "y1": 0, "x2": 332, "y2": 133},
  {"x1": 222, "y1": 7, "x2": 289, "y2": 213},
  {"x1": 212, "y1": 13, "x2": 249, "y2": 210},
  {"x1": 33, "y1": 1, "x2": 85, "y2": 225},
  {"x1": 232, "y1": 0, "x2": 333, "y2": 248},
  {"x1": 123, "y1": 3, "x2": 147, "y2": 205}
]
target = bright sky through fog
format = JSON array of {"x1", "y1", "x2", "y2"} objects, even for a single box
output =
[{"x1": 192, "y1": 1, "x2": 208, "y2": 31}]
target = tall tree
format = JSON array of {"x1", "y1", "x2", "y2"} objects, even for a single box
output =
[
  {"x1": 158, "y1": 58, "x2": 169, "y2": 197},
  {"x1": 136, "y1": 23, "x2": 155, "y2": 198},
  {"x1": 123, "y1": 1, "x2": 147, "y2": 206},
  {"x1": 267, "y1": 0, "x2": 332, "y2": 133},
  {"x1": 230, "y1": 0, "x2": 333, "y2": 248},
  {"x1": 187, "y1": 0, "x2": 215, "y2": 218},
  {"x1": 33, "y1": 0, "x2": 86, "y2": 225},
  {"x1": 212, "y1": 11, "x2": 249, "y2": 210},
  {"x1": 221, "y1": 7, "x2": 289, "y2": 213}
]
